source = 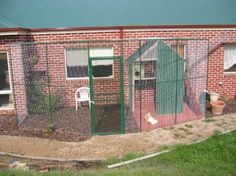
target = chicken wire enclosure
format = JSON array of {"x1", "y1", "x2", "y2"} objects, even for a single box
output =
[
  {"x1": 127, "y1": 39, "x2": 209, "y2": 131},
  {"x1": 8, "y1": 39, "x2": 208, "y2": 137}
]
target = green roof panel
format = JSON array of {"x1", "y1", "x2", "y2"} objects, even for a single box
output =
[{"x1": 0, "y1": 0, "x2": 236, "y2": 29}]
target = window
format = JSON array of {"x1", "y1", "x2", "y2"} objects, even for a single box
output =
[
  {"x1": 224, "y1": 44, "x2": 236, "y2": 73},
  {"x1": 171, "y1": 44, "x2": 187, "y2": 72},
  {"x1": 66, "y1": 49, "x2": 88, "y2": 78},
  {"x1": 133, "y1": 44, "x2": 186, "y2": 81},
  {"x1": 65, "y1": 47, "x2": 113, "y2": 79},
  {"x1": 133, "y1": 60, "x2": 156, "y2": 80},
  {"x1": 171, "y1": 45, "x2": 186, "y2": 58},
  {"x1": 89, "y1": 48, "x2": 114, "y2": 78},
  {"x1": 0, "y1": 52, "x2": 13, "y2": 109}
]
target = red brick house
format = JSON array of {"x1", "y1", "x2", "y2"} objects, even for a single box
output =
[{"x1": 0, "y1": 0, "x2": 235, "y2": 134}]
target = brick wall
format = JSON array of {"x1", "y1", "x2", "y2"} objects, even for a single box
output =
[
  {"x1": 1, "y1": 29, "x2": 236, "y2": 117},
  {"x1": 123, "y1": 30, "x2": 236, "y2": 98},
  {"x1": 0, "y1": 35, "x2": 30, "y2": 117}
]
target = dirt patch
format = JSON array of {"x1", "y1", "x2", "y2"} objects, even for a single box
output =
[
  {"x1": 0, "y1": 113, "x2": 235, "y2": 160},
  {"x1": 0, "y1": 154, "x2": 102, "y2": 172}
]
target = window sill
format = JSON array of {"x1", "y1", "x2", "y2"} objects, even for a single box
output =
[
  {"x1": 66, "y1": 76, "x2": 115, "y2": 80},
  {"x1": 223, "y1": 72, "x2": 236, "y2": 77},
  {"x1": 0, "y1": 104, "x2": 14, "y2": 110},
  {"x1": 0, "y1": 90, "x2": 12, "y2": 95},
  {"x1": 66, "y1": 77, "x2": 89, "y2": 80}
]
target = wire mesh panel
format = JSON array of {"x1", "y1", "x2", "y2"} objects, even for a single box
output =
[
  {"x1": 7, "y1": 38, "x2": 208, "y2": 139},
  {"x1": 127, "y1": 39, "x2": 209, "y2": 131},
  {"x1": 89, "y1": 56, "x2": 124, "y2": 135}
]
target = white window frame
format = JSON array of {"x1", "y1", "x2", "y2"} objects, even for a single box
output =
[
  {"x1": 64, "y1": 48, "x2": 89, "y2": 80},
  {"x1": 64, "y1": 47, "x2": 114, "y2": 80},
  {"x1": 224, "y1": 43, "x2": 236, "y2": 75},
  {"x1": 0, "y1": 51, "x2": 14, "y2": 110},
  {"x1": 0, "y1": 51, "x2": 12, "y2": 95}
]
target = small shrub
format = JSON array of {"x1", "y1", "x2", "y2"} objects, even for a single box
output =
[
  {"x1": 46, "y1": 123, "x2": 55, "y2": 133},
  {"x1": 44, "y1": 93, "x2": 60, "y2": 112},
  {"x1": 185, "y1": 124, "x2": 193, "y2": 128},
  {"x1": 204, "y1": 118, "x2": 216, "y2": 123}
]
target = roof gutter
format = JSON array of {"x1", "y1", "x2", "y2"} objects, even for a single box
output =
[
  {"x1": 0, "y1": 27, "x2": 30, "y2": 36},
  {"x1": 29, "y1": 24, "x2": 236, "y2": 32},
  {"x1": 0, "y1": 24, "x2": 236, "y2": 35}
]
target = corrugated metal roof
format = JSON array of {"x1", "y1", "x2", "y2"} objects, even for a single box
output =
[{"x1": 0, "y1": 0, "x2": 235, "y2": 29}]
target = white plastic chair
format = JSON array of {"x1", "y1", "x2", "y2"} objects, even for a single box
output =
[{"x1": 75, "y1": 87, "x2": 90, "y2": 111}]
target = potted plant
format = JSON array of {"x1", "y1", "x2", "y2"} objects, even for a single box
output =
[
  {"x1": 208, "y1": 92, "x2": 220, "y2": 102},
  {"x1": 210, "y1": 100, "x2": 226, "y2": 115}
]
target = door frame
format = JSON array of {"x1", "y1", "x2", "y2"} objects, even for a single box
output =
[{"x1": 89, "y1": 56, "x2": 125, "y2": 135}]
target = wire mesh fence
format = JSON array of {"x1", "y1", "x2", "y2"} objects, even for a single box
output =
[{"x1": 2, "y1": 39, "x2": 208, "y2": 138}]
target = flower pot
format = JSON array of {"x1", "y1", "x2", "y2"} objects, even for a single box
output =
[
  {"x1": 209, "y1": 92, "x2": 219, "y2": 102},
  {"x1": 210, "y1": 101, "x2": 226, "y2": 115}
]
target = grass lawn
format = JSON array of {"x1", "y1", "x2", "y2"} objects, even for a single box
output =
[{"x1": 1, "y1": 130, "x2": 236, "y2": 176}]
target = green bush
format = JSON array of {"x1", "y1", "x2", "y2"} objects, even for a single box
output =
[
  {"x1": 28, "y1": 82, "x2": 60, "y2": 114},
  {"x1": 45, "y1": 93, "x2": 60, "y2": 112}
]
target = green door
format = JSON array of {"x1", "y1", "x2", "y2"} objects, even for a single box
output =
[
  {"x1": 89, "y1": 56, "x2": 125, "y2": 135},
  {"x1": 156, "y1": 41, "x2": 185, "y2": 114}
]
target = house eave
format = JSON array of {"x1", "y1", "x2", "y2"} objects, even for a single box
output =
[
  {"x1": 29, "y1": 24, "x2": 236, "y2": 32},
  {"x1": 0, "y1": 28, "x2": 30, "y2": 36},
  {"x1": 0, "y1": 24, "x2": 236, "y2": 36}
]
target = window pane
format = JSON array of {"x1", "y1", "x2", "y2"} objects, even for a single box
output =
[
  {"x1": 93, "y1": 65, "x2": 113, "y2": 77},
  {"x1": 66, "y1": 49, "x2": 88, "y2": 78},
  {"x1": 0, "y1": 53, "x2": 10, "y2": 91},
  {"x1": 0, "y1": 94, "x2": 13, "y2": 109},
  {"x1": 171, "y1": 45, "x2": 185, "y2": 58},
  {"x1": 89, "y1": 48, "x2": 113, "y2": 57},
  {"x1": 90, "y1": 48, "x2": 114, "y2": 78},
  {"x1": 224, "y1": 44, "x2": 236, "y2": 72}
]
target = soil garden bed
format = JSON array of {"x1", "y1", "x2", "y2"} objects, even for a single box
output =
[
  {"x1": 0, "y1": 107, "x2": 92, "y2": 142},
  {"x1": 0, "y1": 104, "x2": 138, "y2": 142},
  {"x1": 1, "y1": 99, "x2": 234, "y2": 143}
]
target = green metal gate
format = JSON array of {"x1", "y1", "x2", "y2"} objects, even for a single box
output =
[{"x1": 89, "y1": 56, "x2": 125, "y2": 135}]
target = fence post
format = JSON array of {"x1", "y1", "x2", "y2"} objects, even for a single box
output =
[
  {"x1": 139, "y1": 40, "x2": 142, "y2": 132},
  {"x1": 45, "y1": 44, "x2": 53, "y2": 126}
]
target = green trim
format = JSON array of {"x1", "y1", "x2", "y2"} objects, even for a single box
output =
[
  {"x1": 89, "y1": 56, "x2": 121, "y2": 60},
  {"x1": 138, "y1": 41, "x2": 142, "y2": 132},
  {"x1": 93, "y1": 131, "x2": 123, "y2": 136},
  {"x1": 94, "y1": 99, "x2": 120, "y2": 103},
  {"x1": 88, "y1": 46, "x2": 95, "y2": 134},
  {"x1": 119, "y1": 56, "x2": 125, "y2": 134},
  {"x1": 129, "y1": 64, "x2": 133, "y2": 114},
  {"x1": 174, "y1": 40, "x2": 179, "y2": 124},
  {"x1": 94, "y1": 92, "x2": 120, "y2": 96}
]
